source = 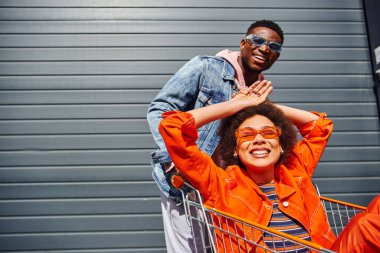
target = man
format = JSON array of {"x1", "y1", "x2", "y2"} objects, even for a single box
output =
[{"x1": 147, "y1": 20, "x2": 284, "y2": 252}]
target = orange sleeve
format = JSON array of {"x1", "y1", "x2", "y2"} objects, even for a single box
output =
[
  {"x1": 288, "y1": 112, "x2": 333, "y2": 178},
  {"x1": 159, "y1": 111, "x2": 223, "y2": 201}
]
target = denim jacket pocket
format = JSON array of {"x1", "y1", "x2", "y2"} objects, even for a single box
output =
[{"x1": 196, "y1": 86, "x2": 215, "y2": 108}]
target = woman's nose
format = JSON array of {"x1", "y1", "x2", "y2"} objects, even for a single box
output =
[{"x1": 253, "y1": 134, "x2": 266, "y2": 144}]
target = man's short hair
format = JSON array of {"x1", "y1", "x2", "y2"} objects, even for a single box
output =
[{"x1": 246, "y1": 20, "x2": 284, "y2": 43}]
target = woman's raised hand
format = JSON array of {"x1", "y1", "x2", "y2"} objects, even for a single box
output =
[
  {"x1": 232, "y1": 80, "x2": 273, "y2": 107},
  {"x1": 189, "y1": 80, "x2": 272, "y2": 128}
]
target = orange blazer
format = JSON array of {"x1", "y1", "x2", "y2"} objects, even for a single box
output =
[{"x1": 159, "y1": 111, "x2": 335, "y2": 252}]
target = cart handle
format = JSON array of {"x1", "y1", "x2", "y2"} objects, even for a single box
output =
[
  {"x1": 203, "y1": 204, "x2": 335, "y2": 253},
  {"x1": 320, "y1": 196, "x2": 367, "y2": 210}
]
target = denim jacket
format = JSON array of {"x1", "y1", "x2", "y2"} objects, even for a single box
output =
[{"x1": 147, "y1": 55, "x2": 239, "y2": 197}]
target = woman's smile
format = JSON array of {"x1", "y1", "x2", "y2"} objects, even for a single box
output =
[{"x1": 249, "y1": 147, "x2": 271, "y2": 157}]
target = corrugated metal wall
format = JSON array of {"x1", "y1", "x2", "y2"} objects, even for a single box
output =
[{"x1": 0, "y1": 0, "x2": 379, "y2": 252}]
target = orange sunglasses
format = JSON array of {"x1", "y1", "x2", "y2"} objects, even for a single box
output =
[{"x1": 235, "y1": 126, "x2": 281, "y2": 148}]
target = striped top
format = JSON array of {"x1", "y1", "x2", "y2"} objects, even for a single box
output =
[{"x1": 259, "y1": 184, "x2": 311, "y2": 253}]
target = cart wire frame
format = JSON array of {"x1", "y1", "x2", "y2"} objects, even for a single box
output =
[
  {"x1": 172, "y1": 175, "x2": 366, "y2": 253},
  {"x1": 314, "y1": 184, "x2": 367, "y2": 236}
]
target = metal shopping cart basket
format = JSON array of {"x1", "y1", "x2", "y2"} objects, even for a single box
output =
[
  {"x1": 313, "y1": 184, "x2": 367, "y2": 237},
  {"x1": 171, "y1": 175, "x2": 366, "y2": 253}
]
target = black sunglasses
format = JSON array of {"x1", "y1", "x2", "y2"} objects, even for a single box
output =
[{"x1": 245, "y1": 34, "x2": 282, "y2": 53}]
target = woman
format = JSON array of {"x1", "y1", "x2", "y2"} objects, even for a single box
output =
[{"x1": 159, "y1": 80, "x2": 380, "y2": 252}]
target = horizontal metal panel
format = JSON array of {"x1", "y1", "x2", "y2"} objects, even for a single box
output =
[
  {"x1": 331, "y1": 117, "x2": 380, "y2": 131},
  {"x1": 0, "y1": 214, "x2": 163, "y2": 233},
  {"x1": 0, "y1": 150, "x2": 152, "y2": 166},
  {"x1": 0, "y1": 21, "x2": 366, "y2": 34},
  {"x1": 313, "y1": 178, "x2": 380, "y2": 193},
  {"x1": 0, "y1": 162, "x2": 377, "y2": 181},
  {"x1": 0, "y1": 89, "x2": 375, "y2": 105},
  {"x1": 5, "y1": 162, "x2": 379, "y2": 184},
  {"x1": 2, "y1": 163, "x2": 374, "y2": 183},
  {"x1": 0, "y1": 181, "x2": 158, "y2": 199},
  {"x1": 0, "y1": 90, "x2": 159, "y2": 104},
  {"x1": 0, "y1": 134, "x2": 154, "y2": 150},
  {"x1": 0, "y1": 0, "x2": 362, "y2": 8},
  {"x1": 0, "y1": 61, "x2": 184, "y2": 75},
  {"x1": 0, "y1": 165, "x2": 153, "y2": 183},
  {"x1": 315, "y1": 161, "x2": 380, "y2": 177},
  {"x1": 0, "y1": 61, "x2": 372, "y2": 75},
  {"x1": 1, "y1": 179, "x2": 377, "y2": 199},
  {"x1": 0, "y1": 48, "x2": 369, "y2": 61},
  {"x1": 262, "y1": 89, "x2": 375, "y2": 103},
  {"x1": 281, "y1": 48, "x2": 369, "y2": 60},
  {"x1": 329, "y1": 132, "x2": 380, "y2": 146},
  {"x1": 268, "y1": 61, "x2": 371, "y2": 74},
  {"x1": 286, "y1": 103, "x2": 378, "y2": 117},
  {"x1": 0, "y1": 105, "x2": 149, "y2": 119},
  {"x1": 0, "y1": 198, "x2": 161, "y2": 215},
  {"x1": 0, "y1": 34, "x2": 368, "y2": 48},
  {"x1": 0, "y1": 132, "x2": 378, "y2": 151},
  {"x1": 321, "y1": 146, "x2": 380, "y2": 162},
  {"x1": 0, "y1": 75, "x2": 172, "y2": 90},
  {"x1": 0, "y1": 117, "x2": 376, "y2": 135},
  {"x1": 1, "y1": 103, "x2": 378, "y2": 120},
  {"x1": 0, "y1": 249, "x2": 165, "y2": 253},
  {"x1": 0, "y1": 147, "x2": 378, "y2": 166},
  {"x1": 0, "y1": 231, "x2": 165, "y2": 251},
  {"x1": 0, "y1": 249, "x2": 166, "y2": 253},
  {"x1": 0, "y1": 75, "x2": 374, "y2": 90},
  {"x1": 0, "y1": 119, "x2": 150, "y2": 134},
  {"x1": 0, "y1": 8, "x2": 364, "y2": 21}
]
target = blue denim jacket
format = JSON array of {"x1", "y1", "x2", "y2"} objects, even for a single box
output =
[{"x1": 147, "y1": 55, "x2": 238, "y2": 197}]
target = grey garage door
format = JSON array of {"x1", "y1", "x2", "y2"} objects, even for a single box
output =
[{"x1": 0, "y1": 0, "x2": 379, "y2": 252}]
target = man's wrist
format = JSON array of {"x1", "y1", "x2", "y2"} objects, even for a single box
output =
[{"x1": 164, "y1": 162, "x2": 175, "y2": 173}]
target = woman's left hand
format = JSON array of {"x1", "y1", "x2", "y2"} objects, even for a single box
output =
[{"x1": 232, "y1": 80, "x2": 273, "y2": 106}]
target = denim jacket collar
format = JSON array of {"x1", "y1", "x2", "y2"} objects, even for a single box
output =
[{"x1": 221, "y1": 60, "x2": 236, "y2": 82}]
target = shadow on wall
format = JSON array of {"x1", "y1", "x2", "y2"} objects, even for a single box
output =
[{"x1": 363, "y1": 0, "x2": 380, "y2": 118}]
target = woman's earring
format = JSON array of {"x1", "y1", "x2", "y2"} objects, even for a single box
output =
[
  {"x1": 233, "y1": 151, "x2": 238, "y2": 158},
  {"x1": 280, "y1": 147, "x2": 284, "y2": 155}
]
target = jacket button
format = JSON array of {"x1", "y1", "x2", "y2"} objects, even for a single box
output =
[{"x1": 283, "y1": 201, "x2": 289, "y2": 207}]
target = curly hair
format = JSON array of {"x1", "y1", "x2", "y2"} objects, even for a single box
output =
[
  {"x1": 218, "y1": 101, "x2": 297, "y2": 169},
  {"x1": 246, "y1": 19, "x2": 284, "y2": 43}
]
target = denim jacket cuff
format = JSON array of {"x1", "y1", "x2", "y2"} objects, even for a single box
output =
[{"x1": 151, "y1": 149, "x2": 172, "y2": 164}]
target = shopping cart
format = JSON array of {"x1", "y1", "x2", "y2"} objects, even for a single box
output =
[
  {"x1": 171, "y1": 175, "x2": 367, "y2": 253},
  {"x1": 313, "y1": 184, "x2": 367, "y2": 237}
]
